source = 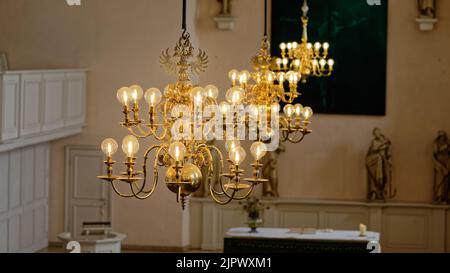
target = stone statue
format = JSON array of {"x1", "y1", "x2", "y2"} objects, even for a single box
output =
[
  {"x1": 433, "y1": 130, "x2": 450, "y2": 204},
  {"x1": 418, "y1": 0, "x2": 436, "y2": 18},
  {"x1": 217, "y1": 0, "x2": 232, "y2": 15},
  {"x1": 365, "y1": 128, "x2": 396, "y2": 201},
  {"x1": 261, "y1": 143, "x2": 285, "y2": 198}
]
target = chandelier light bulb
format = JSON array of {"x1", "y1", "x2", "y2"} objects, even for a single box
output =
[
  {"x1": 314, "y1": 42, "x2": 322, "y2": 50},
  {"x1": 122, "y1": 135, "x2": 139, "y2": 158},
  {"x1": 144, "y1": 88, "x2": 162, "y2": 106},
  {"x1": 282, "y1": 58, "x2": 288, "y2": 66},
  {"x1": 226, "y1": 87, "x2": 244, "y2": 105},
  {"x1": 328, "y1": 59, "x2": 335, "y2": 68},
  {"x1": 225, "y1": 139, "x2": 241, "y2": 152},
  {"x1": 323, "y1": 42, "x2": 330, "y2": 50},
  {"x1": 168, "y1": 141, "x2": 186, "y2": 162},
  {"x1": 238, "y1": 70, "x2": 251, "y2": 85},
  {"x1": 191, "y1": 87, "x2": 205, "y2": 106},
  {"x1": 292, "y1": 42, "x2": 298, "y2": 49},
  {"x1": 284, "y1": 104, "x2": 294, "y2": 118},
  {"x1": 277, "y1": 72, "x2": 285, "y2": 83},
  {"x1": 250, "y1": 142, "x2": 267, "y2": 161},
  {"x1": 294, "y1": 59, "x2": 301, "y2": 68},
  {"x1": 319, "y1": 59, "x2": 327, "y2": 67},
  {"x1": 229, "y1": 146, "x2": 246, "y2": 165},
  {"x1": 287, "y1": 43, "x2": 292, "y2": 50},
  {"x1": 280, "y1": 43, "x2": 286, "y2": 51},
  {"x1": 205, "y1": 85, "x2": 219, "y2": 99},
  {"x1": 129, "y1": 85, "x2": 144, "y2": 103},
  {"x1": 302, "y1": 107, "x2": 314, "y2": 120},
  {"x1": 307, "y1": 43, "x2": 313, "y2": 50},
  {"x1": 117, "y1": 87, "x2": 131, "y2": 106},
  {"x1": 220, "y1": 101, "x2": 230, "y2": 115},
  {"x1": 272, "y1": 103, "x2": 281, "y2": 113},
  {"x1": 228, "y1": 69, "x2": 239, "y2": 82},
  {"x1": 294, "y1": 104, "x2": 304, "y2": 117},
  {"x1": 101, "y1": 138, "x2": 118, "y2": 157},
  {"x1": 312, "y1": 59, "x2": 319, "y2": 67}
]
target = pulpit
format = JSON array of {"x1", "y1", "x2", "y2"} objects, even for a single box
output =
[{"x1": 224, "y1": 228, "x2": 380, "y2": 253}]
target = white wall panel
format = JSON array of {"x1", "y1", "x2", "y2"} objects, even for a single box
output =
[
  {"x1": 20, "y1": 74, "x2": 42, "y2": 136},
  {"x1": 1, "y1": 75, "x2": 20, "y2": 141},
  {"x1": 42, "y1": 73, "x2": 65, "y2": 131}
]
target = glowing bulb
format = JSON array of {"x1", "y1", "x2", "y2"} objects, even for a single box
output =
[
  {"x1": 284, "y1": 104, "x2": 294, "y2": 118},
  {"x1": 229, "y1": 146, "x2": 246, "y2": 165},
  {"x1": 191, "y1": 87, "x2": 204, "y2": 106},
  {"x1": 238, "y1": 70, "x2": 250, "y2": 85},
  {"x1": 287, "y1": 43, "x2": 292, "y2": 50},
  {"x1": 121, "y1": 135, "x2": 139, "y2": 158},
  {"x1": 129, "y1": 85, "x2": 143, "y2": 103},
  {"x1": 228, "y1": 69, "x2": 239, "y2": 82},
  {"x1": 267, "y1": 72, "x2": 275, "y2": 83},
  {"x1": 144, "y1": 88, "x2": 162, "y2": 107},
  {"x1": 250, "y1": 142, "x2": 267, "y2": 161},
  {"x1": 272, "y1": 103, "x2": 281, "y2": 113},
  {"x1": 277, "y1": 72, "x2": 285, "y2": 83},
  {"x1": 225, "y1": 139, "x2": 241, "y2": 152},
  {"x1": 280, "y1": 43, "x2": 286, "y2": 51},
  {"x1": 294, "y1": 59, "x2": 301, "y2": 67},
  {"x1": 320, "y1": 59, "x2": 326, "y2": 67},
  {"x1": 302, "y1": 107, "x2": 314, "y2": 120},
  {"x1": 292, "y1": 42, "x2": 298, "y2": 49},
  {"x1": 168, "y1": 142, "x2": 186, "y2": 162},
  {"x1": 205, "y1": 85, "x2": 219, "y2": 99},
  {"x1": 314, "y1": 42, "x2": 322, "y2": 50},
  {"x1": 220, "y1": 102, "x2": 230, "y2": 114},
  {"x1": 226, "y1": 87, "x2": 244, "y2": 105},
  {"x1": 282, "y1": 58, "x2": 288, "y2": 66},
  {"x1": 294, "y1": 104, "x2": 303, "y2": 117},
  {"x1": 101, "y1": 138, "x2": 118, "y2": 157},
  {"x1": 276, "y1": 58, "x2": 282, "y2": 66},
  {"x1": 286, "y1": 71, "x2": 296, "y2": 83},
  {"x1": 328, "y1": 59, "x2": 335, "y2": 67},
  {"x1": 307, "y1": 43, "x2": 313, "y2": 49},
  {"x1": 323, "y1": 42, "x2": 330, "y2": 50},
  {"x1": 116, "y1": 87, "x2": 131, "y2": 106},
  {"x1": 312, "y1": 59, "x2": 319, "y2": 66}
]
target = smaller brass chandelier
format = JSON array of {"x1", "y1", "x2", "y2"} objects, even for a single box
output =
[
  {"x1": 224, "y1": 0, "x2": 314, "y2": 144},
  {"x1": 274, "y1": 0, "x2": 334, "y2": 82}
]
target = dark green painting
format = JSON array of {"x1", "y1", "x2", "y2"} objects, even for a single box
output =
[{"x1": 271, "y1": 0, "x2": 388, "y2": 116}]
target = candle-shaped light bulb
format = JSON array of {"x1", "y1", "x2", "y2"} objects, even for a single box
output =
[
  {"x1": 205, "y1": 85, "x2": 219, "y2": 99},
  {"x1": 121, "y1": 135, "x2": 139, "y2": 157},
  {"x1": 144, "y1": 88, "x2": 162, "y2": 107},
  {"x1": 287, "y1": 43, "x2": 292, "y2": 50},
  {"x1": 116, "y1": 87, "x2": 131, "y2": 106},
  {"x1": 292, "y1": 42, "x2": 298, "y2": 49},
  {"x1": 312, "y1": 59, "x2": 319, "y2": 67},
  {"x1": 282, "y1": 58, "x2": 288, "y2": 66},
  {"x1": 302, "y1": 107, "x2": 314, "y2": 120},
  {"x1": 280, "y1": 43, "x2": 286, "y2": 51},
  {"x1": 129, "y1": 85, "x2": 143, "y2": 103},
  {"x1": 229, "y1": 146, "x2": 246, "y2": 165},
  {"x1": 319, "y1": 59, "x2": 327, "y2": 67},
  {"x1": 277, "y1": 72, "x2": 285, "y2": 83},
  {"x1": 101, "y1": 138, "x2": 118, "y2": 157},
  {"x1": 323, "y1": 42, "x2": 330, "y2": 51},
  {"x1": 307, "y1": 43, "x2": 313, "y2": 49},
  {"x1": 294, "y1": 104, "x2": 304, "y2": 117},
  {"x1": 284, "y1": 104, "x2": 294, "y2": 118},
  {"x1": 168, "y1": 142, "x2": 186, "y2": 162}
]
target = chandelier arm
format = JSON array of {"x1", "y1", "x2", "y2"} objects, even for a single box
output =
[
  {"x1": 110, "y1": 181, "x2": 137, "y2": 198},
  {"x1": 206, "y1": 145, "x2": 239, "y2": 196},
  {"x1": 209, "y1": 186, "x2": 237, "y2": 205},
  {"x1": 130, "y1": 145, "x2": 163, "y2": 196},
  {"x1": 225, "y1": 184, "x2": 256, "y2": 201},
  {"x1": 127, "y1": 125, "x2": 168, "y2": 141}
]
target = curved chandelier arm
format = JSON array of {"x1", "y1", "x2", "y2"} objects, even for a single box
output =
[
  {"x1": 110, "y1": 181, "x2": 137, "y2": 198},
  {"x1": 127, "y1": 124, "x2": 168, "y2": 141},
  {"x1": 132, "y1": 145, "x2": 166, "y2": 197}
]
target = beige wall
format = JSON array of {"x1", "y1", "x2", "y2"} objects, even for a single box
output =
[{"x1": 0, "y1": 0, "x2": 449, "y2": 248}]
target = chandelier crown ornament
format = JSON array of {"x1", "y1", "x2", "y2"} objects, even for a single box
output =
[{"x1": 97, "y1": 0, "x2": 269, "y2": 210}]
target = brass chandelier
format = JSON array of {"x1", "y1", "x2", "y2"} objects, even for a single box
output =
[
  {"x1": 97, "y1": 0, "x2": 268, "y2": 209},
  {"x1": 274, "y1": 0, "x2": 334, "y2": 82},
  {"x1": 225, "y1": 0, "x2": 317, "y2": 144}
]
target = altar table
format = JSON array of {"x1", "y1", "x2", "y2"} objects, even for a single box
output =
[{"x1": 224, "y1": 228, "x2": 381, "y2": 253}]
